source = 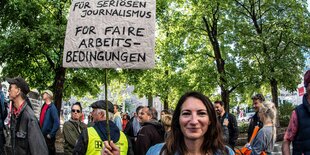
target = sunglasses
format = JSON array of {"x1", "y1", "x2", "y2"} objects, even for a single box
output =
[{"x1": 71, "y1": 109, "x2": 81, "y2": 113}]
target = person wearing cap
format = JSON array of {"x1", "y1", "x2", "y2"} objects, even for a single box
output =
[
  {"x1": 39, "y1": 89, "x2": 60, "y2": 155},
  {"x1": 247, "y1": 93, "x2": 265, "y2": 142},
  {"x1": 282, "y1": 70, "x2": 310, "y2": 155},
  {"x1": 7, "y1": 77, "x2": 48, "y2": 155},
  {"x1": 73, "y1": 100, "x2": 134, "y2": 155},
  {"x1": 63, "y1": 102, "x2": 87, "y2": 155}
]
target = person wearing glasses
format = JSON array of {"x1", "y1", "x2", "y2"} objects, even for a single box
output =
[{"x1": 63, "y1": 102, "x2": 86, "y2": 155}]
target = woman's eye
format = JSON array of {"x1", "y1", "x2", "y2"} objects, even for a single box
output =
[
  {"x1": 198, "y1": 112, "x2": 207, "y2": 116},
  {"x1": 181, "y1": 112, "x2": 191, "y2": 115}
]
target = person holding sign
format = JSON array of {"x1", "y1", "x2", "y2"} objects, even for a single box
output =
[{"x1": 73, "y1": 100, "x2": 133, "y2": 155}]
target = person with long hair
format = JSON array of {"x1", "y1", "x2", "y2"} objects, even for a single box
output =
[
  {"x1": 249, "y1": 101, "x2": 277, "y2": 155},
  {"x1": 147, "y1": 91, "x2": 234, "y2": 155}
]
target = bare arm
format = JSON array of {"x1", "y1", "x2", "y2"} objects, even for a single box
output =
[{"x1": 282, "y1": 140, "x2": 291, "y2": 155}]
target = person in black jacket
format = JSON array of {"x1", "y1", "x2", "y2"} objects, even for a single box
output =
[
  {"x1": 214, "y1": 100, "x2": 239, "y2": 149},
  {"x1": 123, "y1": 105, "x2": 143, "y2": 150},
  {"x1": 7, "y1": 77, "x2": 48, "y2": 155},
  {"x1": 135, "y1": 106, "x2": 165, "y2": 155},
  {"x1": 247, "y1": 94, "x2": 264, "y2": 141}
]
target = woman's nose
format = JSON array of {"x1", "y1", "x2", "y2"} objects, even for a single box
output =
[{"x1": 189, "y1": 114, "x2": 199, "y2": 124}]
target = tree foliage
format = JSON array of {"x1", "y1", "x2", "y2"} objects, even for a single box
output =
[{"x1": 0, "y1": 0, "x2": 309, "y2": 112}]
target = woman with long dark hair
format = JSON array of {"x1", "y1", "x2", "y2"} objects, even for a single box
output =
[
  {"x1": 102, "y1": 91, "x2": 234, "y2": 155},
  {"x1": 147, "y1": 91, "x2": 234, "y2": 155}
]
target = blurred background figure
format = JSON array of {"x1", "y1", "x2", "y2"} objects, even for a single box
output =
[
  {"x1": 160, "y1": 114, "x2": 172, "y2": 140},
  {"x1": 39, "y1": 90, "x2": 60, "y2": 155},
  {"x1": 27, "y1": 89, "x2": 41, "y2": 120},
  {"x1": 123, "y1": 106, "x2": 143, "y2": 151},
  {"x1": 113, "y1": 104, "x2": 122, "y2": 131},
  {"x1": 122, "y1": 113, "x2": 130, "y2": 131},
  {"x1": 63, "y1": 102, "x2": 86, "y2": 155},
  {"x1": 250, "y1": 101, "x2": 277, "y2": 155},
  {"x1": 248, "y1": 94, "x2": 265, "y2": 142},
  {"x1": 0, "y1": 82, "x2": 7, "y2": 154},
  {"x1": 159, "y1": 109, "x2": 171, "y2": 122},
  {"x1": 135, "y1": 106, "x2": 164, "y2": 155},
  {"x1": 214, "y1": 100, "x2": 239, "y2": 149}
]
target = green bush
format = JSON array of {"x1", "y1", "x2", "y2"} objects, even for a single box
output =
[
  {"x1": 238, "y1": 122, "x2": 249, "y2": 133},
  {"x1": 279, "y1": 101, "x2": 295, "y2": 127}
]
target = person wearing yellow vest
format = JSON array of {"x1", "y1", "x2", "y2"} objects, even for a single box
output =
[{"x1": 73, "y1": 100, "x2": 134, "y2": 155}]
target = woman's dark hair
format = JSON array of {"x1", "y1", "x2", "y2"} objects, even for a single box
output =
[
  {"x1": 160, "y1": 91, "x2": 226, "y2": 154},
  {"x1": 72, "y1": 102, "x2": 83, "y2": 112}
]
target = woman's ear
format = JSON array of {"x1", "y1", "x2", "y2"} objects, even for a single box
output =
[{"x1": 17, "y1": 88, "x2": 21, "y2": 95}]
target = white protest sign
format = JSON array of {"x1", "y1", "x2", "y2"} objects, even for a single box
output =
[{"x1": 63, "y1": 0, "x2": 155, "y2": 69}]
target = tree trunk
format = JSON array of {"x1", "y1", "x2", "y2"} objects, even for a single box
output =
[
  {"x1": 202, "y1": 5, "x2": 231, "y2": 111},
  {"x1": 270, "y1": 78, "x2": 279, "y2": 108},
  {"x1": 53, "y1": 66, "x2": 66, "y2": 116},
  {"x1": 147, "y1": 94, "x2": 153, "y2": 107},
  {"x1": 221, "y1": 87, "x2": 230, "y2": 112},
  {"x1": 164, "y1": 97, "x2": 168, "y2": 110},
  {"x1": 164, "y1": 70, "x2": 169, "y2": 110},
  {"x1": 270, "y1": 78, "x2": 281, "y2": 128}
]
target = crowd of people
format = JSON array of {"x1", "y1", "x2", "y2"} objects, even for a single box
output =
[{"x1": 0, "y1": 70, "x2": 309, "y2": 155}]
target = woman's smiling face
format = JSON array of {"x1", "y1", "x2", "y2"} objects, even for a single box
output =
[{"x1": 179, "y1": 97, "x2": 211, "y2": 141}]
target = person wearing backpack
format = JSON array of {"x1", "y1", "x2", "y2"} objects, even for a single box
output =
[
  {"x1": 0, "y1": 83, "x2": 8, "y2": 154},
  {"x1": 214, "y1": 100, "x2": 239, "y2": 149}
]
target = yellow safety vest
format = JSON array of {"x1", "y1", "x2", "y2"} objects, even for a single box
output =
[{"x1": 86, "y1": 127, "x2": 128, "y2": 155}]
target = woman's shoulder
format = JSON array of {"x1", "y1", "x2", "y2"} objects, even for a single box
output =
[
  {"x1": 146, "y1": 143, "x2": 165, "y2": 155},
  {"x1": 215, "y1": 145, "x2": 235, "y2": 155},
  {"x1": 225, "y1": 145, "x2": 235, "y2": 155}
]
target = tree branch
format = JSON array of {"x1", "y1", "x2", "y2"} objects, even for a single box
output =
[{"x1": 42, "y1": 50, "x2": 55, "y2": 70}]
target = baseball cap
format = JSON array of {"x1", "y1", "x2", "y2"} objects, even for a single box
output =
[
  {"x1": 304, "y1": 70, "x2": 310, "y2": 87},
  {"x1": 90, "y1": 100, "x2": 114, "y2": 113},
  {"x1": 7, "y1": 77, "x2": 30, "y2": 95},
  {"x1": 42, "y1": 90, "x2": 53, "y2": 99}
]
